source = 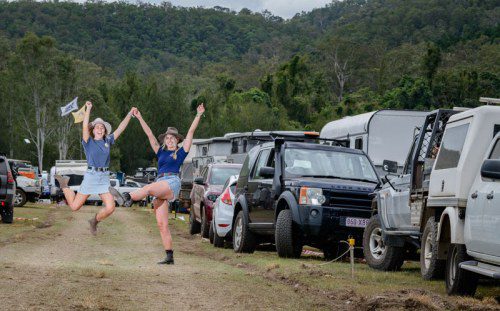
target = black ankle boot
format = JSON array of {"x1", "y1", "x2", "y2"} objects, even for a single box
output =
[{"x1": 158, "y1": 250, "x2": 174, "y2": 265}]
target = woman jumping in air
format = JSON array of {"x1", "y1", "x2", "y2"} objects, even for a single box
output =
[
  {"x1": 55, "y1": 101, "x2": 136, "y2": 235},
  {"x1": 111, "y1": 104, "x2": 205, "y2": 265}
]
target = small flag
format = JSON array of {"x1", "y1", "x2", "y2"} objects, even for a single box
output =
[
  {"x1": 60, "y1": 97, "x2": 78, "y2": 116},
  {"x1": 71, "y1": 105, "x2": 86, "y2": 123}
]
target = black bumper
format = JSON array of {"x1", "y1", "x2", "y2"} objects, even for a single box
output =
[{"x1": 297, "y1": 205, "x2": 371, "y2": 243}]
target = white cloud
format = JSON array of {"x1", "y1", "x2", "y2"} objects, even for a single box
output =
[{"x1": 166, "y1": 0, "x2": 332, "y2": 18}]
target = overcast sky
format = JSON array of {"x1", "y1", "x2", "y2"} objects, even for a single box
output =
[{"x1": 155, "y1": 0, "x2": 333, "y2": 19}]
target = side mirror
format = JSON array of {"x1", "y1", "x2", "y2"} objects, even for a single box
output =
[
  {"x1": 382, "y1": 160, "x2": 398, "y2": 174},
  {"x1": 259, "y1": 166, "x2": 275, "y2": 178},
  {"x1": 194, "y1": 177, "x2": 205, "y2": 185},
  {"x1": 481, "y1": 159, "x2": 500, "y2": 180}
]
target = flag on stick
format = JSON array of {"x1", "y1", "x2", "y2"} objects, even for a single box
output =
[
  {"x1": 71, "y1": 105, "x2": 86, "y2": 123},
  {"x1": 60, "y1": 97, "x2": 78, "y2": 116}
]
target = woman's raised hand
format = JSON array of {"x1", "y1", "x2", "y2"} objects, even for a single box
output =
[
  {"x1": 197, "y1": 103, "x2": 205, "y2": 115},
  {"x1": 85, "y1": 101, "x2": 93, "y2": 110}
]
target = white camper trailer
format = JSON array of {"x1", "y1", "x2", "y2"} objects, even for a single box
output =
[{"x1": 320, "y1": 110, "x2": 429, "y2": 174}]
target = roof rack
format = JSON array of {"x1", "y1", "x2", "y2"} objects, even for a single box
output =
[
  {"x1": 318, "y1": 138, "x2": 350, "y2": 148},
  {"x1": 480, "y1": 97, "x2": 500, "y2": 105}
]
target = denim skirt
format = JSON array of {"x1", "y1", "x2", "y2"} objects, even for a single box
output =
[
  {"x1": 156, "y1": 175, "x2": 181, "y2": 200},
  {"x1": 79, "y1": 170, "x2": 111, "y2": 195}
]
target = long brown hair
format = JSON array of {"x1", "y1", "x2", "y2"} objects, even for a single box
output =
[{"x1": 88, "y1": 124, "x2": 107, "y2": 139}]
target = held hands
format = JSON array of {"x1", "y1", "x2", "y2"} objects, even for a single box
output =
[
  {"x1": 133, "y1": 108, "x2": 142, "y2": 119},
  {"x1": 129, "y1": 107, "x2": 138, "y2": 118}
]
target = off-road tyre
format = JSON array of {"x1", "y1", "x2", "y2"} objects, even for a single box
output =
[
  {"x1": 420, "y1": 217, "x2": 446, "y2": 280},
  {"x1": 0, "y1": 202, "x2": 13, "y2": 223},
  {"x1": 446, "y1": 244, "x2": 478, "y2": 296},
  {"x1": 275, "y1": 209, "x2": 303, "y2": 258},
  {"x1": 363, "y1": 215, "x2": 404, "y2": 271},
  {"x1": 209, "y1": 219, "x2": 215, "y2": 244},
  {"x1": 200, "y1": 206, "x2": 210, "y2": 238},
  {"x1": 189, "y1": 206, "x2": 201, "y2": 235},
  {"x1": 233, "y1": 210, "x2": 256, "y2": 253},
  {"x1": 14, "y1": 189, "x2": 27, "y2": 207},
  {"x1": 213, "y1": 221, "x2": 225, "y2": 248}
]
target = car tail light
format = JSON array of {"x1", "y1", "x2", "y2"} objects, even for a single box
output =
[
  {"x1": 7, "y1": 171, "x2": 15, "y2": 184},
  {"x1": 218, "y1": 223, "x2": 229, "y2": 227},
  {"x1": 1, "y1": 201, "x2": 4, "y2": 207},
  {"x1": 220, "y1": 187, "x2": 232, "y2": 205}
]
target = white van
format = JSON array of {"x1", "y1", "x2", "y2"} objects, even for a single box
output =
[{"x1": 320, "y1": 110, "x2": 429, "y2": 174}]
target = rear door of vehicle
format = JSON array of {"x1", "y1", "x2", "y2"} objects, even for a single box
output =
[
  {"x1": 0, "y1": 157, "x2": 7, "y2": 200},
  {"x1": 247, "y1": 148, "x2": 274, "y2": 225},
  {"x1": 474, "y1": 139, "x2": 500, "y2": 257}
]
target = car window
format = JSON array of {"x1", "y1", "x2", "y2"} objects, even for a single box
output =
[
  {"x1": 435, "y1": 123, "x2": 469, "y2": 170},
  {"x1": 489, "y1": 139, "x2": 500, "y2": 160},
  {"x1": 126, "y1": 182, "x2": 137, "y2": 187},
  {"x1": 0, "y1": 157, "x2": 7, "y2": 175},
  {"x1": 209, "y1": 167, "x2": 241, "y2": 185},
  {"x1": 239, "y1": 146, "x2": 260, "y2": 178},
  {"x1": 284, "y1": 148, "x2": 378, "y2": 182},
  {"x1": 252, "y1": 149, "x2": 271, "y2": 179}
]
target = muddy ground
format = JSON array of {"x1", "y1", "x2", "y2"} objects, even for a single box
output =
[{"x1": 0, "y1": 205, "x2": 498, "y2": 311}]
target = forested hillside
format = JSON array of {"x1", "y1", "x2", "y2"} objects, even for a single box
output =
[{"x1": 0, "y1": 0, "x2": 498, "y2": 172}]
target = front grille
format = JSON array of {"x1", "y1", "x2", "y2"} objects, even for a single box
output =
[{"x1": 323, "y1": 190, "x2": 372, "y2": 209}]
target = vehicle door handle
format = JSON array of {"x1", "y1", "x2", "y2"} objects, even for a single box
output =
[
  {"x1": 471, "y1": 191, "x2": 478, "y2": 199},
  {"x1": 487, "y1": 191, "x2": 494, "y2": 200}
]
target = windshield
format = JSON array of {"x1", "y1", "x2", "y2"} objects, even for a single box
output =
[
  {"x1": 209, "y1": 167, "x2": 241, "y2": 185},
  {"x1": 284, "y1": 148, "x2": 378, "y2": 183}
]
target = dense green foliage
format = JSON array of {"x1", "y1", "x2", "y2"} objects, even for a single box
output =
[{"x1": 0, "y1": 0, "x2": 498, "y2": 172}]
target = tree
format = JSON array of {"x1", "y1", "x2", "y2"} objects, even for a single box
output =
[{"x1": 11, "y1": 33, "x2": 59, "y2": 171}]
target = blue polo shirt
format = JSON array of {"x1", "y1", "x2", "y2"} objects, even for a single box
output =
[
  {"x1": 82, "y1": 134, "x2": 115, "y2": 168},
  {"x1": 157, "y1": 147, "x2": 188, "y2": 175}
]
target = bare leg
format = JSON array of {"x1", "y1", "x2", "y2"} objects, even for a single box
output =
[
  {"x1": 130, "y1": 181, "x2": 174, "y2": 202},
  {"x1": 96, "y1": 193, "x2": 116, "y2": 222},
  {"x1": 155, "y1": 201, "x2": 172, "y2": 250},
  {"x1": 61, "y1": 189, "x2": 89, "y2": 211}
]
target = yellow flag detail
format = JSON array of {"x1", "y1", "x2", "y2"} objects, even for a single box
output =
[{"x1": 72, "y1": 105, "x2": 86, "y2": 123}]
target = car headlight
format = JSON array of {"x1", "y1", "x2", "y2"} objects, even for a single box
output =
[
  {"x1": 207, "y1": 194, "x2": 219, "y2": 202},
  {"x1": 299, "y1": 187, "x2": 326, "y2": 206}
]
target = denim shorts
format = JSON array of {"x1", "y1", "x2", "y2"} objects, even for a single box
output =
[
  {"x1": 79, "y1": 170, "x2": 110, "y2": 195},
  {"x1": 156, "y1": 175, "x2": 181, "y2": 200}
]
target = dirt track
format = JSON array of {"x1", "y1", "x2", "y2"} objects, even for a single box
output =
[
  {"x1": 0, "y1": 206, "x2": 329, "y2": 310},
  {"x1": 0, "y1": 205, "x2": 498, "y2": 310}
]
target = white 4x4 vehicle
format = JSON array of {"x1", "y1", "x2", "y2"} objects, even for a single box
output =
[
  {"x1": 366, "y1": 105, "x2": 500, "y2": 296},
  {"x1": 434, "y1": 112, "x2": 500, "y2": 296}
]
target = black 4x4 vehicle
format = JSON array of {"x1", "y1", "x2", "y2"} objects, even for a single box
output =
[
  {"x1": 0, "y1": 153, "x2": 16, "y2": 223},
  {"x1": 232, "y1": 132, "x2": 381, "y2": 258}
]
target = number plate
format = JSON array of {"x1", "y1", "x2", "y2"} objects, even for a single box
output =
[{"x1": 345, "y1": 217, "x2": 368, "y2": 228}]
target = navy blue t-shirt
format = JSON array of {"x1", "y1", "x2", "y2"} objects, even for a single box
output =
[
  {"x1": 157, "y1": 147, "x2": 188, "y2": 175},
  {"x1": 82, "y1": 134, "x2": 115, "y2": 168}
]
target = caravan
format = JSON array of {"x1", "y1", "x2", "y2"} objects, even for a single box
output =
[{"x1": 320, "y1": 110, "x2": 429, "y2": 174}]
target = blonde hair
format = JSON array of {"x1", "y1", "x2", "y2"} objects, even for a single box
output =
[{"x1": 161, "y1": 143, "x2": 178, "y2": 160}]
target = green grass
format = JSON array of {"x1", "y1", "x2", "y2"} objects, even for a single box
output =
[
  {"x1": 0, "y1": 204, "x2": 57, "y2": 243},
  {"x1": 173, "y1": 212, "x2": 500, "y2": 301}
]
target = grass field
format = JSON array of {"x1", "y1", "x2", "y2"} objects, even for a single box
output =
[{"x1": 0, "y1": 204, "x2": 498, "y2": 310}]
